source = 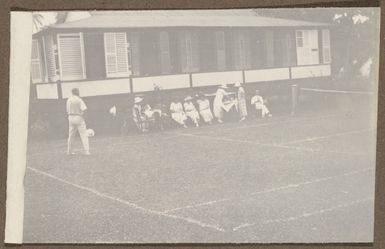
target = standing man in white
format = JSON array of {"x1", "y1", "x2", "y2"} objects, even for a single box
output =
[{"x1": 66, "y1": 88, "x2": 90, "y2": 155}]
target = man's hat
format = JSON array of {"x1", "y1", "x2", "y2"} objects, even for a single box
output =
[
  {"x1": 234, "y1": 82, "x2": 242, "y2": 87},
  {"x1": 219, "y1": 84, "x2": 228, "y2": 89},
  {"x1": 134, "y1": 97, "x2": 143, "y2": 103},
  {"x1": 184, "y1": 96, "x2": 193, "y2": 101}
]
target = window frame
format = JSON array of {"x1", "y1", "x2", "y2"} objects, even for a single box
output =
[
  {"x1": 57, "y1": 32, "x2": 87, "y2": 81},
  {"x1": 159, "y1": 31, "x2": 172, "y2": 74},
  {"x1": 31, "y1": 39, "x2": 42, "y2": 83},
  {"x1": 215, "y1": 30, "x2": 226, "y2": 71},
  {"x1": 322, "y1": 29, "x2": 331, "y2": 64},
  {"x1": 103, "y1": 32, "x2": 131, "y2": 78}
]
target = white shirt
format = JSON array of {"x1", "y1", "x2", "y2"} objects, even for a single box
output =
[
  {"x1": 66, "y1": 95, "x2": 87, "y2": 115},
  {"x1": 251, "y1": 95, "x2": 264, "y2": 106},
  {"x1": 170, "y1": 102, "x2": 184, "y2": 113},
  {"x1": 183, "y1": 102, "x2": 197, "y2": 112}
]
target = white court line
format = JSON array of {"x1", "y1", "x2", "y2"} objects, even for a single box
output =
[
  {"x1": 27, "y1": 131, "x2": 180, "y2": 153},
  {"x1": 27, "y1": 134, "x2": 181, "y2": 157},
  {"x1": 232, "y1": 197, "x2": 373, "y2": 231},
  {"x1": 27, "y1": 166, "x2": 225, "y2": 232},
  {"x1": 279, "y1": 128, "x2": 374, "y2": 146},
  {"x1": 185, "y1": 113, "x2": 343, "y2": 136},
  {"x1": 28, "y1": 113, "x2": 336, "y2": 153},
  {"x1": 177, "y1": 132, "x2": 367, "y2": 156},
  {"x1": 27, "y1": 111, "x2": 366, "y2": 156},
  {"x1": 162, "y1": 168, "x2": 372, "y2": 214}
]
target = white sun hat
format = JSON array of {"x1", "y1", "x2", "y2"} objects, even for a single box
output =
[
  {"x1": 134, "y1": 96, "x2": 143, "y2": 104},
  {"x1": 234, "y1": 82, "x2": 242, "y2": 87}
]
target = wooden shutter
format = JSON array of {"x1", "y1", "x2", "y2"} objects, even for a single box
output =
[
  {"x1": 322, "y1": 29, "x2": 331, "y2": 64},
  {"x1": 265, "y1": 31, "x2": 275, "y2": 67},
  {"x1": 190, "y1": 31, "x2": 199, "y2": 72},
  {"x1": 179, "y1": 32, "x2": 188, "y2": 72},
  {"x1": 215, "y1": 31, "x2": 226, "y2": 71},
  {"x1": 179, "y1": 31, "x2": 199, "y2": 73},
  {"x1": 233, "y1": 32, "x2": 241, "y2": 69},
  {"x1": 159, "y1": 31, "x2": 171, "y2": 74},
  {"x1": 296, "y1": 30, "x2": 306, "y2": 65},
  {"x1": 234, "y1": 32, "x2": 251, "y2": 70},
  {"x1": 31, "y1": 39, "x2": 42, "y2": 83},
  {"x1": 44, "y1": 35, "x2": 58, "y2": 82},
  {"x1": 130, "y1": 32, "x2": 140, "y2": 76},
  {"x1": 57, "y1": 33, "x2": 86, "y2": 81},
  {"x1": 244, "y1": 33, "x2": 251, "y2": 69},
  {"x1": 280, "y1": 32, "x2": 292, "y2": 67},
  {"x1": 104, "y1": 32, "x2": 131, "y2": 78}
]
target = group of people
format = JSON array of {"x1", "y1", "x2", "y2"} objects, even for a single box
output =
[
  {"x1": 65, "y1": 83, "x2": 272, "y2": 155},
  {"x1": 131, "y1": 82, "x2": 272, "y2": 132}
]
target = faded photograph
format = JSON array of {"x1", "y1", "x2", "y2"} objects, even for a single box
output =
[{"x1": 24, "y1": 8, "x2": 379, "y2": 243}]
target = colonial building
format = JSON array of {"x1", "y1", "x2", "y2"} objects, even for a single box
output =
[{"x1": 31, "y1": 10, "x2": 332, "y2": 100}]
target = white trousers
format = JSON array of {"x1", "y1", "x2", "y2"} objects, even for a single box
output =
[
  {"x1": 254, "y1": 103, "x2": 270, "y2": 117},
  {"x1": 67, "y1": 115, "x2": 89, "y2": 153}
]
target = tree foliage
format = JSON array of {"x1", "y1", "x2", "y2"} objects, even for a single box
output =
[{"x1": 255, "y1": 8, "x2": 380, "y2": 88}]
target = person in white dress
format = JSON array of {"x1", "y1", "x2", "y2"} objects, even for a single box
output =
[
  {"x1": 234, "y1": 82, "x2": 248, "y2": 122},
  {"x1": 251, "y1": 90, "x2": 272, "y2": 118},
  {"x1": 196, "y1": 93, "x2": 213, "y2": 124},
  {"x1": 183, "y1": 96, "x2": 200, "y2": 127},
  {"x1": 170, "y1": 98, "x2": 188, "y2": 128},
  {"x1": 213, "y1": 84, "x2": 228, "y2": 123}
]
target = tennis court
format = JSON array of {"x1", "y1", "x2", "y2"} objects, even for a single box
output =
[{"x1": 23, "y1": 91, "x2": 377, "y2": 243}]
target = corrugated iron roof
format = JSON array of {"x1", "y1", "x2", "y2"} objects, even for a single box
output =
[{"x1": 50, "y1": 10, "x2": 330, "y2": 29}]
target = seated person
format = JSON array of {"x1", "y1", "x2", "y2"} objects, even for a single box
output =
[
  {"x1": 132, "y1": 96, "x2": 149, "y2": 132},
  {"x1": 150, "y1": 103, "x2": 165, "y2": 131},
  {"x1": 183, "y1": 96, "x2": 200, "y2": 127},
  {"x1": 222, "y1": 93, "x2": 238, "y2": 120},
  {"x1": 170, "y1": 97, "x2": 188, "y2": 128},
  {"x1": 250, "y1": 90, "x2": 272, "y2": 118},
  {"x1": 143, "y1": 104, "x2": 155, "y2": 119},
  {"x1": 196, "y1": 93, "x2": 213, "y2": 125}
]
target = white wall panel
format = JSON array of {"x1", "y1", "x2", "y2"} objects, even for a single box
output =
[
  {"x1": 133, "y1": 74, "x2": 190, "y2": 92},
  {"x1": 36, "y1": 84, "x2": 59, "y2": 99},
  {"x1": 192, "y1": 71, "x2": 243, "y2": 87},
  {"x1": 291, "y1": 64, "x2": 331, "y2": 79},
  {"x1": 61, "y1": 78, "x2": 131, "y2": 98},
  {"x1": 245, "y1": 68, "x2": 290, "y2": 82}
]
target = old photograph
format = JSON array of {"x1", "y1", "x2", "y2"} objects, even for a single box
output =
[{"x1": 11, "y1": 8, "x2": 380, "y2": 243}]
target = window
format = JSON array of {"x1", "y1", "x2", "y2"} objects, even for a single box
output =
[
  {"x1": 31, "y1": 39, "x2": 42, "y2": 83},
  {"x1": 322, "y1": 29, "x2": 331, "y2": 64},
  {"x1": 104, "y1": 32, "x2": 131, "y2": 78},
  {"x1": 233, "y1": 32, "x2": 251, "y2": 70},
  {"x1": 57, "y1": 33, "x2": 86, "y2": 81},
  {"x1": 274, "y1": 31, "x2": 296, "y2": 67},
  {"x1": 129, "y1": 32, "x2": 140, "y2": 76},
  {"x1": 180, "y1": 31, "x2": 199, "y2": 73},
  {"x1": 215, "y1": 31, "x2": 226, "y2": 70},
  {"x1": 295, "y1": 30, "x2": 319, "y2": 65},
  {"x1": 160, "y1": 31, "x2": 171, "y2": 74},
  {"x1": 43, "y1": 35, "x2": 58, "y2": 82},
  {"x1": 265, "y1": 31, "x2": 274, "y2": 67}
]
